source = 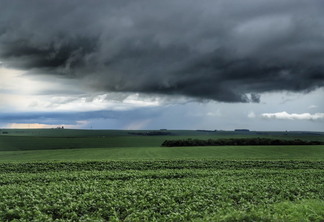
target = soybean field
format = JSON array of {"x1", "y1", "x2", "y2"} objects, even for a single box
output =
[{"x1": 0, "y1": 129, "x2": 323, "y2": 221}]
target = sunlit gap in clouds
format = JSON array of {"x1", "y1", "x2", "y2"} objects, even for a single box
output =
[
  {"x1": 0, "y1": 67, "x2": 162, "y2": 113},
  {"x1": 0, "y1": 67, "x2": 165, "y2": 129}
]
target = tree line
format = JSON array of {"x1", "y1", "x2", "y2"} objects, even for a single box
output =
[
  {"x1": 161, "y1": 138, "x2": 323, "y2": 147},
  {"x1": 128, "y1": 131, "x2": 172, "y2": 136}
]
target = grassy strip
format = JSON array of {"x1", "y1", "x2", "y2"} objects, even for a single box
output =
[{"x1": 1, "y1": 145, "x2": 324, "y2": 162}]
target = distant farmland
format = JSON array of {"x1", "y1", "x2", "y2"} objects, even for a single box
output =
[
  {"x1": 0, "y1": 128, "x2": 323, "y2": 151},
  {"x1": 0, "y1": 129, "x2": 323, "y2": 221}
]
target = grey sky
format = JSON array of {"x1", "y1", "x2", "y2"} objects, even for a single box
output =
[{"x1": 0, "y1": 0, "x2": 323, "y2": 130}]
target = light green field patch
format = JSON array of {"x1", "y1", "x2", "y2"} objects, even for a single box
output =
[{"x1": 0, "y1": 145, "x2": 324, "y2": 162}]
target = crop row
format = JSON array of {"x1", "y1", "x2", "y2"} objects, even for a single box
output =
[
  {"x1": 0, "y1": 161, "x2": 323, "y2": 221},
  {"x1": 0, "y1": 160, "x2": 323, "y2": 173}
]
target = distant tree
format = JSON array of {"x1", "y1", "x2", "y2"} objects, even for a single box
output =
[{"x1": 161, "y1": 138, "x2": 323, "y2": 147}]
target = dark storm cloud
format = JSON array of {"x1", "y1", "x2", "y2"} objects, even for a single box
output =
[{"x1": 1, "y1": 0, "x2": 324, "y2": 102}]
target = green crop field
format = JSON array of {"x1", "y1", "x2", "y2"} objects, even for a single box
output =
[
  {"x1": 0, "y1": 145, "x2": 324, "y2": 162},
  {"x1": 0, "y1": 129, "x2": 324, "y2": 221},
  {"x1": 0, "y1": 161, "x2": 323, "y2": 221}
]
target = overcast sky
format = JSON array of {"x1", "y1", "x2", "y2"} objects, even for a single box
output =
[{"x1": 0, "y1": 0, "x2": 323, "y2": 131}]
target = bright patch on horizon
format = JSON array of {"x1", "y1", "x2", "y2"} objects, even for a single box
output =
[{"x1": 4, "y1": 121, "x2": 88, "y2": 129}]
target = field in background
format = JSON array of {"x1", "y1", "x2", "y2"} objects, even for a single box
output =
[
  {"x1": 1, "y1": 128, "x2": 323, "y2": 151},
  {"x1": 0, "y1": 129, "x2": 323, "y2": 221},
  {"x1": 0, "y1": 128, "x2": 323, "y2": 162},
  {"x1": 0, "y1": 145, "x2": 324, "y2": 162}
]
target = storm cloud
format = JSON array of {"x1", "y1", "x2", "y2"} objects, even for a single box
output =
[{"x1": 1, "y1": 0, "x2": 324, "y2": 102}]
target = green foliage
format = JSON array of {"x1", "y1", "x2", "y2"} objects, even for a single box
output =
[
  {"x1": 0, "y1": 160, "x2": 323, "y2": 173},
  {"x1": 0, "y1": 160, "x2": 323, "y2": 221},
  {"x1": 201, "y1": 200, "x2": 324, "y2": 222},
  {"x1": 162, "y1": 138, "x2": 323, "y2": 147}
]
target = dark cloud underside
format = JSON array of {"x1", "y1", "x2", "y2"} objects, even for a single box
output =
[{"x1": 1, "y1": 0, "x2": 324, "y2": 102}]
